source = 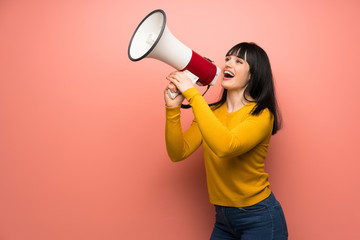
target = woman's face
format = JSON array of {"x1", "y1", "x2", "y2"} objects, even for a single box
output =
[{"x1": 221, "y1": 55, "x2": 251, "y2": 91}]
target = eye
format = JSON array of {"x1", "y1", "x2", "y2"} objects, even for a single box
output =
[{"x1": 236, "y1": 58, "x2": 244, "y2": 64}]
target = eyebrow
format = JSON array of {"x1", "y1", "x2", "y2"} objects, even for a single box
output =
[{"x1": 226, "y1": 55, "x2": 247, "y2": 62}]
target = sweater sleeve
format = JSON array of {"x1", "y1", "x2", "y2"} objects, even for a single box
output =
[
  {"x1": 165, "y1": 105, "x2": 202, "y2": 162},
  {"x1": 182, "y1": 88, "x2": 273, "y2": 158}
]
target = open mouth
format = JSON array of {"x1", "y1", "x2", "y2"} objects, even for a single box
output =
[{"x1": 223, "y1": 70, "x2": 235, "y2": 78}]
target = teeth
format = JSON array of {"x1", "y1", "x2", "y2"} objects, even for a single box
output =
[{"x1": 224, "y1": 70, "x2": 234, "y2": 77}]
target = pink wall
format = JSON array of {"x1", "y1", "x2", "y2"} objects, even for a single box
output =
[{"x1": 1, "y1": 0, "x2": 360, "y2": 239}]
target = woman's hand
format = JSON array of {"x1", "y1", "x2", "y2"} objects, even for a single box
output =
[
  {"x1": 166, "y1": 71, "x2": 194, "y2": 93},
  {"x1": 164, "y1": 82, "x2": 185, "y2": 107}
]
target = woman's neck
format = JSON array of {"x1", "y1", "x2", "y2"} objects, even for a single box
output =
[{"x1": 226, "y1": 88, "x2": 253, "y2": 113}]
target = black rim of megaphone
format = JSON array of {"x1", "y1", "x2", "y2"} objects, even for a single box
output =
[{"x1": 128, "y1": 9, "x2": 166, "y2": 61}]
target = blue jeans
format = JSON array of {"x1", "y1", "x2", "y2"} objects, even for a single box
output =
[{"x1": 210, "y1": 192, "x2": 288, "y2": 240}]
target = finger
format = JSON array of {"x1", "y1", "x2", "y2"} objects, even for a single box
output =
[
  {"x1": 168, "y1": 71, "x2": 178, "y2": 78},
  {"x1": 168, "y1": 86, "x2": 176, "y2": 93},
  {"x1": 167, "y1": 76, "x2": 179, "y2": 86},
  {"x1": 168, "y1": 71, "x2": 182, "y2": 80},
  {"x1": 165, "y1": 82, "x2": 175, "y2": 91},
  {"x1": 168, "y1": 83, "x2": 178, "y2": 93},
  {"x1": 167, "y1": 82, "x2": 176, "y2": 89},
  {"x1": 166, "y1": 75, "x2": 177, "y2": 81}
]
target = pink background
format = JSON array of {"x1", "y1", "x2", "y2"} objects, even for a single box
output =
[{"x1": 1, "y1": 0, "x2": 360, "y2": 239}]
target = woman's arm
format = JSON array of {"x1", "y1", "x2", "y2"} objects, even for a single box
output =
[
  {"x1": 183, "y1": 88, "x2": 273, "y2": 158},
  {"x1": 165, "y1": 105, "x2": 202, "y2": 162},
  {"x1": 166, "y1": 71, "x2": 273, "y2": 158}
]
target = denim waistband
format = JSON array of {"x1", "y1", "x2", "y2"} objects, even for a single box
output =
[{"x1": 215, "y1": 191, "x2": 278, "y2": 209}]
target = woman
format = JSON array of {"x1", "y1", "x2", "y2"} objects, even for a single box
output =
[{"x1": 164, "y1": 42, "x2": 288, "y2": 239}]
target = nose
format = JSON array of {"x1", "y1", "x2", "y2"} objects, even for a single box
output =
[{"x1": 224, "y1": 59, "x2": 234, "y2": 68}]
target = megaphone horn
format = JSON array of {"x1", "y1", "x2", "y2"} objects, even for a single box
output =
[{"x1": 128, "y1": 9, "x2": 220, "y2": 99}]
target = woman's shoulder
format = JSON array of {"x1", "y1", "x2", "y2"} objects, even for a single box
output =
[{"x1": 249, "y1": 104, "x2": 274, "y2": 123}]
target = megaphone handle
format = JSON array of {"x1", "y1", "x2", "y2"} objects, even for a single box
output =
[
  {"x1": 167, "y1": 89, "x2": 179, "y2": 99},
  {"x1": 167, "y1": 70, "x2": 199, "y2": 99}
]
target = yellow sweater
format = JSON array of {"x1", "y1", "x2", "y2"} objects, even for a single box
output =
[{"x1": 165, "y1": 88, "x2": 273, "y2": 207}]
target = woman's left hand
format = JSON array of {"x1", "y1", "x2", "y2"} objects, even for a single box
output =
[{"x1": 166, "y1": 71, "x2": 194, "y2": 93}]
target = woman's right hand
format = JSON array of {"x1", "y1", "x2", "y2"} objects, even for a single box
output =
[{"x1": 164, "y1": 82, "x2": 185, "y2": 107}]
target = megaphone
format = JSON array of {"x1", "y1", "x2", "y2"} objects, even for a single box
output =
[{"x1": 128, "y1": 9, "x2": 220, "y2": 99}]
